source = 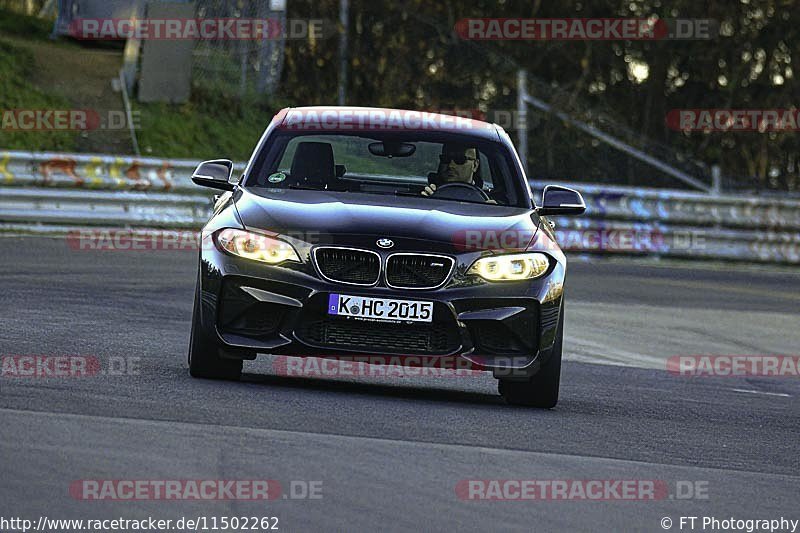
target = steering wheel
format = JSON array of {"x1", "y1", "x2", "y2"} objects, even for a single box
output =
[{"x1": 431, "y1": 182, "x2": 490, "y2": 202}]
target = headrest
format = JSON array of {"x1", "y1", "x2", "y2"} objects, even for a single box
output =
[{"x1": 289, "y1": 142, "x2": 335, "y2": 188}]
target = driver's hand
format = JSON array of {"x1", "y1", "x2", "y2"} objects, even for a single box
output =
[{"x1": 421, "y1": 183, "x2": 437, "y2": 196}]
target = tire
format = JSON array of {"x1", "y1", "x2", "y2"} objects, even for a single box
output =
[
  {"x1": 188, "y1": 275, "x2": 243, "y2": 381},
  {"x1": 498, "y1": 301, "x2": 564, "y2": 408}
]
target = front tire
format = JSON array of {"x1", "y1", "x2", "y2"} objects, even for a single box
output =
[
  {"x1": 188, "y1": 276, "x2": 243, "y2": 380},
  {"x1": 498, "y1": 302, "x2": 564, "y2": 408}
]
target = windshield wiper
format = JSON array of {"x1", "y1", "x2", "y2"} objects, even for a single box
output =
[
  {"x1": 288, "y1": 185, "x2": 325, "y2": 191},
  {"x1": 283, "y1": 186, "x2": 495, "y2": 205}
]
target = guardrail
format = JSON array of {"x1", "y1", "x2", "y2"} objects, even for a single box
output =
[
  {"x1": 1, "y1": 150, "x2": 799, "y2": 264},
  {"x1": 0, "y1": 149, "x2": 245, "y2": 192},
  {"x1": 530, "y1": 182, "x2": 800, "y2": 264}
]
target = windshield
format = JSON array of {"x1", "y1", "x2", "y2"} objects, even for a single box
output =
[{"x1": 245, "y1": 132, "x2": 529, "y2": 208}]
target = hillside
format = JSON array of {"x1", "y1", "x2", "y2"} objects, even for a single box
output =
[{"x1": 0, "y1": 9, "x2": 279, "y2": 159}]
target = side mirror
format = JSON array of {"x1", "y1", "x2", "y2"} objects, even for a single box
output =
[
  {"x1": 191, "y1": 159, "x2": 235, "y2": 191},
  {"x1": 537, "y1": 185, "x2": 586, "y2": 216}
]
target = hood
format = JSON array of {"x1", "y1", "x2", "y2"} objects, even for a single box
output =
[{"x1": 235, "y1": 188, "x2": 540, "y2": 247}]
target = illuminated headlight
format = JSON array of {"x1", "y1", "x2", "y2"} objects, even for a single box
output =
[
  {"x1": 215, "y1": 228, "x2": 300, "y2": 264},
  {"x1": 467, "y1": 253, "x2": 550, "y2": 281}
]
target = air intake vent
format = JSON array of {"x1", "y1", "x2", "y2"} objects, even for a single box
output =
[
  {"x1": 540, "y1": 305, "x2": 560, "y2": 331},
  {"x1": 313, "y1": 247, "x2": 381, "y2": 285},
  {"x1": 385, "y1": 254, "x2": 454, "y2": 289},
  {"x1": 296, "y1": 318, "x2": 459, "y2": 354}
]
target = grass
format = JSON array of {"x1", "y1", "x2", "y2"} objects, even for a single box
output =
[
  {"x1": 134, "y1": 86, "x2": 286, "y2": 160},
  {"x1": 0, "y1": 38, "x2": 77, "y2": 151},
  {"x1": 0, "y1": 6, "x2": 50, "y2": 39},
  {"x1": 0, "y1": 8, "x2": 284, "y2": 159}
]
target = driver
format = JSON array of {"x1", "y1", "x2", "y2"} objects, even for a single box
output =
[{"x1": 421, "y1": 143, "x2": 496, "y2": 203}]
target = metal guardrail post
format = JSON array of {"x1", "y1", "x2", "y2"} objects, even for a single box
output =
[
  {"x1": 118, "y1": 70, "x2": 141, "y2": 156},
  {"x1": 711, "y1": 165, "x2": 722, "y2": 196},
  {"x1": 338, "y1": 0, "x2": 350, "y2": 106}
]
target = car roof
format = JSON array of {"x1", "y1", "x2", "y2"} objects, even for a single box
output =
[{"x1": 276, "y1": 106, "x2": 503, "y2": 142}]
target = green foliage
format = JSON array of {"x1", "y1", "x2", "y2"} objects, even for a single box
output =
[
  {"x1": 0, "y1": 39, "x2": 76, "y2": 151},
  {"x1": 0, "y1": 7, "x2": 51, "y2": 39},
  {"x1": 134, "y1": 84, "x2": 292, "y2": 159},
  {"x1": 282, "y1": 0, "x2": 800, "y2": 192},
  {"x1": 134, "y1": 97, "x2": 275, "y2": 160}
]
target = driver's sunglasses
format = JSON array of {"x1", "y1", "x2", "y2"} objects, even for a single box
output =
[{"x1": 439, "y1": 154, "x2": 476, "y2": 165}]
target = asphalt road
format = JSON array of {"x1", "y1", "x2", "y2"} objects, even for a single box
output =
[{"x1": 1, "y1": 236, "x2": 798, "y2": 532}]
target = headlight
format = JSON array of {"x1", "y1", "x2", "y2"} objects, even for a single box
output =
[
  {"x1": 215, "y1": 228, "x2": 300, "y2": 264},
  {"x1": 467, "y1": 253, "x2": 550, "y2": 281}
]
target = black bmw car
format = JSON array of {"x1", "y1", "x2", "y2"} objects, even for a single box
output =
[{"x1": 188, "y1": 106, "x2": 585, "y2": 407}]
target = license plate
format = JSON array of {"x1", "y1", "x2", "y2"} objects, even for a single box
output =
[{"x1": 327, "y1": 294, "x2": 433, "y2": 322}]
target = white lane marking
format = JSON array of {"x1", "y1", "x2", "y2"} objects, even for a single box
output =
[
  {"x1": 565, "y1": 334, "x2": 667, "y2": 370},
  {"x1": 731, "y1": 388, "x2": 790, "y2": 398}
]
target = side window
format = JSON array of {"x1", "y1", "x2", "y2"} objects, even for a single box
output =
[{"x1": 478, "y1": 151, "x2": 492, "y2": 190}]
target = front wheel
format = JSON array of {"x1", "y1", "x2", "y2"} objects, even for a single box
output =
[
  {"x1": 188, "y1": 276, "x2": 243, "y2": 380},
  {"x1": 498, "y1": 302, "x2": 564, "y2": 408}
]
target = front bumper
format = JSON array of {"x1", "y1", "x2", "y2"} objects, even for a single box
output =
[{"x1": 197, "y1": 239, "x2": 565, "y2": 371}]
